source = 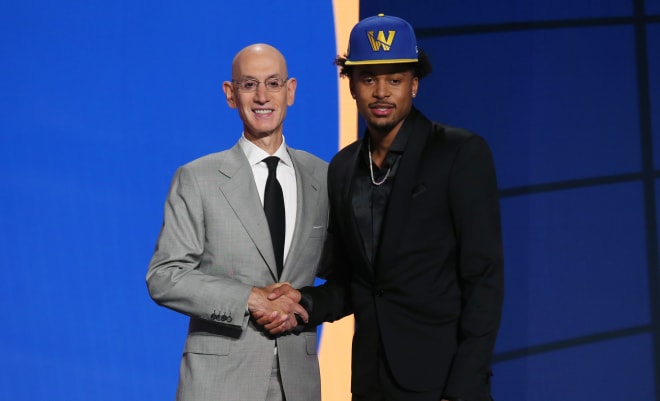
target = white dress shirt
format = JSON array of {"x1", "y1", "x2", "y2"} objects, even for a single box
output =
[{"x1": 238, "y1": 134, "x2": 297, "y2": 266}]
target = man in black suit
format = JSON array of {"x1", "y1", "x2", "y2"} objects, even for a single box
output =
[{"x1": 259, "y1": 14, "x2": 504, "y2": 401}]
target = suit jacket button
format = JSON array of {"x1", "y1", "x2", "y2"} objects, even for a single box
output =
[{"x1": 375, "y1": 289, "x2": 384, "y2": 297}]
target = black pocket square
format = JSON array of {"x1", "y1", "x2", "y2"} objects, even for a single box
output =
[{"x1": 412, "y1": 183, "x2": 427, "y2": 197}]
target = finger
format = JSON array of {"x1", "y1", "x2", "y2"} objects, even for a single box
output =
[
  {"x1": 263, "y1": 314, "x2": 289, "y2": 331},
  {"x1": 268, "y1": 283, "x2": 294, "y2": 300},
  {"x1": 293, "y1": 311, "x2": 308, "y2": 325},
  {"x1": 270, "y1": 320, "x2": 292, "y2": 335},
  {"x1": 291, "y1": 304, "x2": 309, "y2": 323},
  {"x1": 254, "y1": 310, "x2": 279, "y2": 326},
  {"x1": 286, "y1": 314, "x2": 298, "y2": 329},
  {"x1": 265, "y1": 321, "x2": 287, "y2": 332},
  {"x1": 270, "y1": 314, "x2": 295, "y2": 333}
]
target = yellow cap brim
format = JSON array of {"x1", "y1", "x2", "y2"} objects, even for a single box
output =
[{"x1": 344, "y1": 58, "x2": 418, "y2": 66}]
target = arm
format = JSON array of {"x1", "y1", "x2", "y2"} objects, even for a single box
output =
[
  {"x1": 443, "y1": 136, "x2": 504, "y2": 400},
  {"x1": 258, "y1": 202, "x2": 353, "y2": 334},
  {"x1": 248, "y1": 283, "x2": 308, "y2": 333},
  {"x1": 146, "y1": 166, "x2": 304, "y2": 331}
]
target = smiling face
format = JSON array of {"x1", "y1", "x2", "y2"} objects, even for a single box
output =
[
  {"x1": 223, "y1": 44, "x2": 296, "y2": 142},
  {"x1": 349, "y1": 63, "x2": 418, "y2": 137}
]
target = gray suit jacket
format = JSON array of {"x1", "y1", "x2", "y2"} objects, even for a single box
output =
[{"x1": 147, "y1": 142, "x2": 328, "y2": 401}]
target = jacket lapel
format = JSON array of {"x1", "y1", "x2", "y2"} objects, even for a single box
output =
[
  {"x1": 343, "y1": 139, "x2": 375, "y2": 273},
  {"x1": 376, "y1": 109, "x2": 432, "y2": 272},
  {"x1": 282, "y1": 148, "x2": 322, "y2": 280},
  {"x1": 217, "y1": 144, "x2": 278, "y2": 279}
]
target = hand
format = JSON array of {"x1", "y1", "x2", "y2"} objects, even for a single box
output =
[
  {"x1": 267, "y1": 282, "x2": 301, "y2": 303},
  {"x1": 258, "y1": 283, "x2": 306, "y2": 333},
  {"x1": 248, "y1": 283, "x2": 307, "y2": 335}
]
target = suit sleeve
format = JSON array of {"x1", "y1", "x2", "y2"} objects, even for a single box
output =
[
  {"x1": 146, "y1": 165, "x2": 253, "y2": 329},
  {"x1": 299, "y1": 159, "x2": 354, "y2": 326},
  {"x1": 300, "y1": 231, "x2": 353, "y2": 326},
  {"x1": 444, "y1": 135, "x2": 504, "y2": 400}
]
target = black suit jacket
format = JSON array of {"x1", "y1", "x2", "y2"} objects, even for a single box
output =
[{"x1": 305, "y1": 108, "x2": 504, "y2": 401}]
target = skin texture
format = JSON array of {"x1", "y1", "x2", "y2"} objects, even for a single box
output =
[
  {"x1": 349, "y1": 63, "x2": 418, "y2": 166},
  {"x1": 261, "y1": 63, "x2": 452, "y2": 400},
  {"x1": 223, "y1": 44, "x2": 307, "y2": 333},
  {"x1": 250, "y1": 282, "x2": 306, "y2": 334},
  {"x1": 223, "y1": 44, "x2": 297, "y2": 155},
  {"x1": 260, "y1": 63, "x2": 421, "y2": 330}
]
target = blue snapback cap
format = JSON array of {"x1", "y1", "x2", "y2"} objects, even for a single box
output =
[{"x1": 345, "y1": 14, "x2": 418, "y2": 65}]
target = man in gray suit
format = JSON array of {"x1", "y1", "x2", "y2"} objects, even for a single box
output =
[{"x1": 147, "y1": 43, "x2": 328, "y2": 401}]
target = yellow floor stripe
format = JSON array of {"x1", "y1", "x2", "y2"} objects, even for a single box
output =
[{"x1": 318, "y1": 1, "x2": 359, "y2": 400}]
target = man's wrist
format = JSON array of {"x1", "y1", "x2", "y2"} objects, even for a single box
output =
[
  {"x1": 289, "y1": 290, "x2": 313, "y2": 334},
  {"x1": 298, "y1": 290, "x2": 313, "y2": 313}
]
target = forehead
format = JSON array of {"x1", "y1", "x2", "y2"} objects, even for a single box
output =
[
  {"x1": 352, "y1": 63, "x2": 414, "y2": 77},
  {"x1": 233, "y1": 49, "x2": 287, "y2": 79}
]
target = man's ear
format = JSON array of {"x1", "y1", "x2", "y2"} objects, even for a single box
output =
[
  {"x1": 286, "y1": 77, "x2": 297, "y2": 106},
  {"x1": 222, "y1": 81, "x2": 236, "y2": 108}
]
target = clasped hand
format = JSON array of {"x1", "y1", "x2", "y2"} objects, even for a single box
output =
[{"x1": 248, "y1": 283, "x2": 304, "y2": 335}]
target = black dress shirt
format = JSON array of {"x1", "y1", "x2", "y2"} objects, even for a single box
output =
[{"x1": 352, "y1": 128, "x2": 411, "y2": 265}]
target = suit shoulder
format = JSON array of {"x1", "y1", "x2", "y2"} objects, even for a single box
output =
[
  {"x1": 431, "y1": 122, "x2": 492, "y2": 150},
  {"x1": 168, "y1": 150, "x2": 234, "y2": 182},
  {"x1": 288, "y1": 148, "x2": 328, "y2": 167},
  {"x1": 329, "y1": 140, "x2": 360, "y2": 166},
  {"x1": 288, "y1": 148, "x2": 328, "y2": 182},
  {"x1": 433, "y1": 122, "x2": 474, "y2": 141},
  {"x1": 182, "y1": 149, "x2": 231, "y2": 169}
]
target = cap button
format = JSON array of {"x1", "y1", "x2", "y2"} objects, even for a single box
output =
[{"x1": 378, "y1": 13, "x2": 384, "y2": 17}]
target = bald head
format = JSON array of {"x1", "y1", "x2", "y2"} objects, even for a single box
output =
[
  {"x1": 222, "y1": 43, "x2": 296, "y2": 150},
  {"x1": 231, "y1": 43, "x2": 288, "y2": 80}
]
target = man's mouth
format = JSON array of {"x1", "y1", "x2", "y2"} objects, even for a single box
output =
[{"x1": 370, "y1": 104, "x2": 394, "y2": 116}]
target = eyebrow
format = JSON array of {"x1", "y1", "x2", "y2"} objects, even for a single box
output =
[
  {"x1": 236, "y1": 74, "x2": 283, "y2": 80},
  {"x1": 356, "y1": 70, "x2": 410, "y2": 77}
]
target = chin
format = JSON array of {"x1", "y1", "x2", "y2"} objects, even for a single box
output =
[{"x1": 370, "y1": 120, "x2": 397, "y2": 133}]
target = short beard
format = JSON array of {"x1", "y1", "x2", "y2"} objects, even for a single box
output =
[{"x1": 369, "y1": 119, "x2": 397, "y2": 134}]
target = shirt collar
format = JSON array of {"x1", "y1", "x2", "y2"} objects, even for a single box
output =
[
  {"x1": 360, "y1": 109, "x2": 414, "y2": 156},
  {"x1": 388, "y1": 111, "x2": 414, "y2": 153},
  {"x1": 238, "y1": 133, "x2": 293, "y2": 168}
]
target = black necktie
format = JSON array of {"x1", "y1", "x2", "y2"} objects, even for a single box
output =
[{"x1": 263, "y1": 156, "x2": 285, "y2": 278}]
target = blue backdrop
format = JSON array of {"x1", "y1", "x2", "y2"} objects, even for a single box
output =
[
  {"x1": 0, "y1": 1, "x2": 337, "y2": 400},
  {"x1": 361, "y1": 0, "x2": 660, "y2": 400},
  {"x1": 2, "y1": 0, "x2": 660, "y2": 400}
]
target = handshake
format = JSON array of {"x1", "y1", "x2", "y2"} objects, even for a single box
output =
[{"x1": 248, "y1": 283, "x2": 308, "y2": 335}]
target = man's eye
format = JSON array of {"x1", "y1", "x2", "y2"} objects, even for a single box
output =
[
  {"x1": 266, "y1": 80, "x2": 281, "y2": 89},
  {"x1": 242, "y1": 81, "x2": 258, "y2": 90}
]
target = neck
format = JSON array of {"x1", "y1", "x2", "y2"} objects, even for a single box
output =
[
  {"x1": 245, "y1": 132, "x2": 283, "y2": 155},
  {"x1": 367, "y1": 135, "x2": 392, "y2": 168},
  {"x1": 366, "y1": 109, "x2": 410, "y2": 157}
]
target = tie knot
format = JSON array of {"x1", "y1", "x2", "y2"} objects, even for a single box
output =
[{"x1": 263, "y1": 156, "x2": 280, "y2": 174}]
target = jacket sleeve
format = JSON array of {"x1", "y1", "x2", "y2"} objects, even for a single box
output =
[
  {"x1": 300, "y1": 230, "x2": 354, "y2": 326},
  {"x1": 145, "y1": 165, "x2": 253, "y2": 330},
  {"x1": 300, "y1": 157, "x2": 354, "y2": 326},
  {"x1": 443, "y1": 135, "x2": 504, "y2": 401}
]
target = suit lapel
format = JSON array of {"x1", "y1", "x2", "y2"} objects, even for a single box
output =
[
  {"x1": 343, "y1": 139, "x2": 375, "y2": 273},
  {"x1": 377, "y1": 110, "x2": 432, "y2": 272},
  {"x1": 283, "y1": 148, "x2": 322, "y2": 280},
  {"x1": 217, "y1": 144, "x2": 278, "y2": 279}
]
